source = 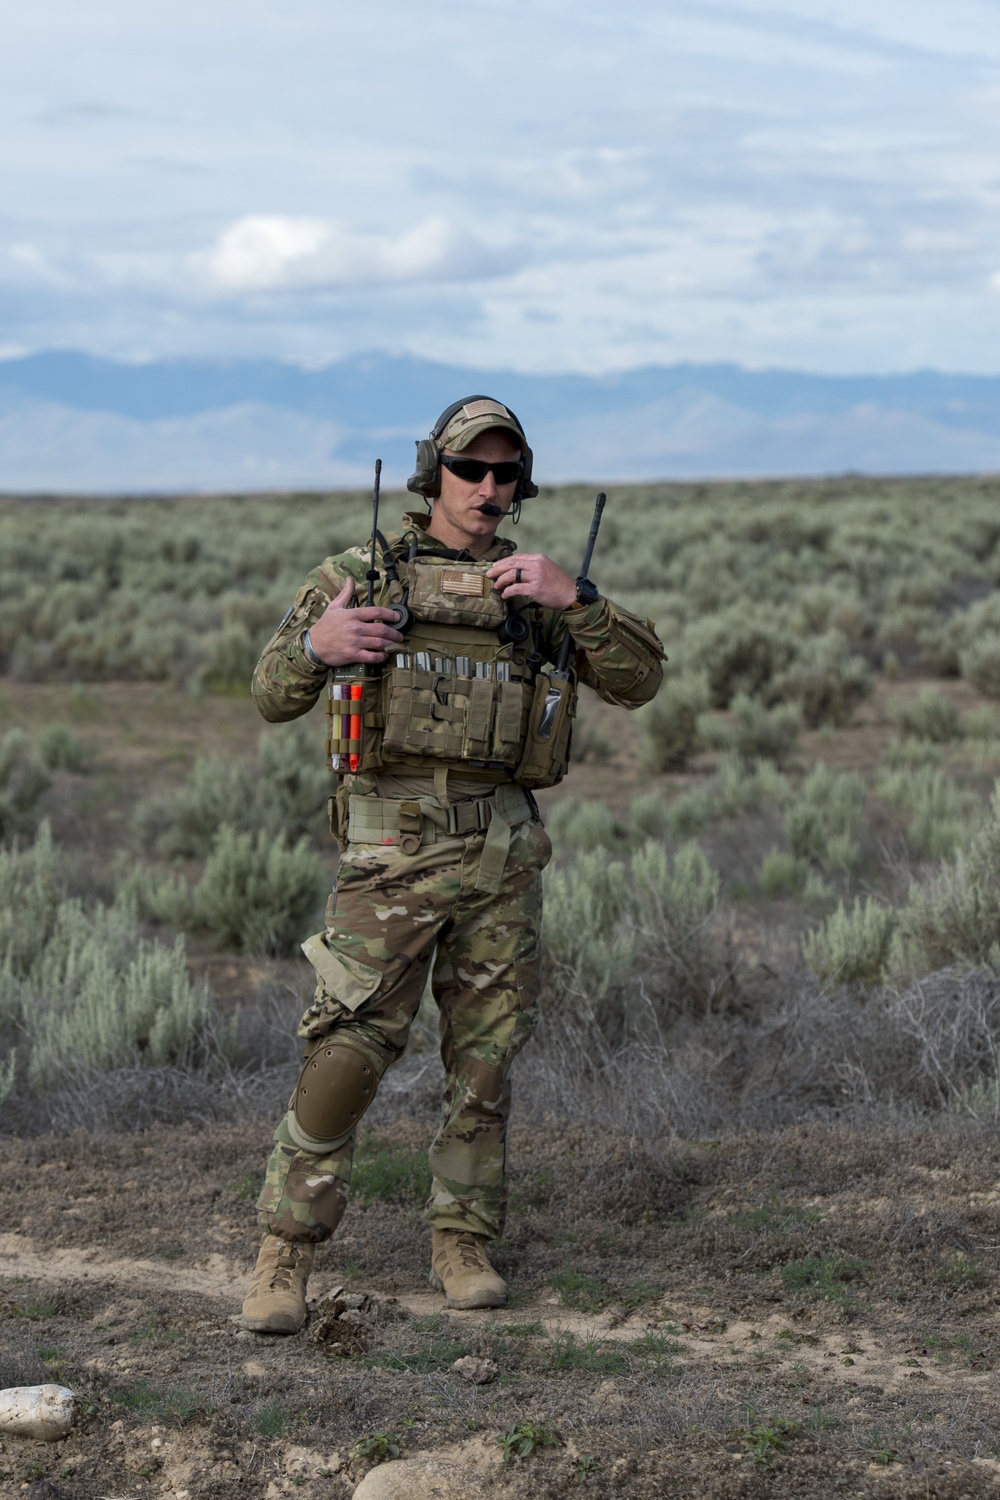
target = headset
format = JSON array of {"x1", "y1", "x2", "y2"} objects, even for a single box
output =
[{"x1": 406, "y1": 395, "x2": 539, "y2": 506}]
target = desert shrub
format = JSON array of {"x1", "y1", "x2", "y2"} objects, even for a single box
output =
[
  {"x1": 628, "y1": 791, "x2": 673, "y2": 842},
  {"x1": 135, "y1": 757, "x2": 257, "y2": 859},
  {"x1": 880, "y1": 737, "x2": 945, "y2": 770},
  {"x1": 196, "y1": 626, "x2": 266, "y2": 695},
  {"x1": 680, "y1": 608, "x2": 794, "y2": 708},
  {"x1": 0, "y1": 730, "x2": 51, "y2": 845},
  {"x1": 36, "y1": 723, "x2": 87, "y2": 771},
  {"x1": 886, "y1": 969, "x2": 1000, "y2": 1113},
  {"x1": 700, "y1": 693, "x2": 801, "y2": 765},
  {"x1": 758, "y1": 848, "x2": 807, "y2": 897},
  {"x1": 792, "y1": 583, "x2": 869, "y2": 644},
  {"x1": 542, "y1": 851, "x2": 635, "y2": 1025},
  {"x1": 117, "y1": 865, "x2": 194, "y2": 929},
  {"x1": 638, "y1": 753, "x2": 786, "y2": 845},
  {"x1": 769, "y1": 630, "x2": 873, "y2": 728},
  {"x1": 545, "y1": 797, "x2": 622, "y2": 852},
  {"x1": 0, "y1": 821, "x2": 60, "y2": 982},
  {"x1": 629, "y1": 839, "x2": 728, "y2": 1015},
  {"x1": 190, "y1": 825, "x2": 326, "y2": 955},
  {"x1": 876, "y1": 766, "x2": 976, "y2": 860},
  {"x1": 124, "y1": 823, "x2": 326, "y2": 956},
  {"x1": 713, "y1": 752, "x2": 789, "y2": 818},
  {"x1": 886, "y1": 689, "x2": 963, "y2": 744},
  {"x1": 784, "y1": 764, "x2": 866, "y2": 874},
  {"x1": 802, "y1": 897, "x2": 897, "y2": 988},
  {"x1": 0, "y1": 826, "x2": 220, "y2": 1106},
  {"x1": 22, "y1": 911, "x2": 213, "y2": 1091},
  {"x1": 639, "y1": 674, "x2": 710, "y2": 772},
  {"x1": 570, "y1": 693, "x2": 614, "y2": 764},
  {"x1": 664, "y1": 788, "x2": 711, "y2": 838},
  {"x1": 963, "y1": 704, "x2": 999, "y2": 740},
  {"x1": 543, "y1": 838, "x2": 729, "y2": 1034},
  {"x1": 959, "y1": 638, "x2": 1000, "y2": 698},
  {"x1": 134, "y1": 720, "x2": 330, "y2": 858},
  {"x1": 894, "y1": 783, "x2": 1000, "y2": 975}
]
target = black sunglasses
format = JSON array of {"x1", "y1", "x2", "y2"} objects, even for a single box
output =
[{"x1": 440, "y1": 454, "x2": 523, "y2": 485}]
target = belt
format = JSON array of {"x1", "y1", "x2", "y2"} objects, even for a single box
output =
[{"x1": 346, "y1": 782, "x2": 534, "y2": 895}]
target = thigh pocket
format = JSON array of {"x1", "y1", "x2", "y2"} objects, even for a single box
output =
[{"x1": 300, "y1": 932, "x2": 383, "y2": 1014}]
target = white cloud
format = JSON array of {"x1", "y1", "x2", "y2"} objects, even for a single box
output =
[{"x1": 191, "y1": 215, "x2": 520, "y2": 294}]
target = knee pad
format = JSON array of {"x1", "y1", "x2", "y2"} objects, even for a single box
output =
[{"x1": 288, "y1": 1036, "x2": 379, "y2": 1153}]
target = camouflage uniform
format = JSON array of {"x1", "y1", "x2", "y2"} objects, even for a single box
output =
[{"x1": 253, "y1": 511, "x2": 663, "y2": 1245}]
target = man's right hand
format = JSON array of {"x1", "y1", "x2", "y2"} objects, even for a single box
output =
[{"x1": 306, "y1": 577, "x2": 406, "y2": 666}]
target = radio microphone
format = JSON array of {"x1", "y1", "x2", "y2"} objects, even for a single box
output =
[{"x1": 477, "y1": 503, "x2": 503, "y2": 517}]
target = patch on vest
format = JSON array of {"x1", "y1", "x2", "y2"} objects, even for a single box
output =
[{"x1": 440, "y1": 569, "x2": 486, "y2": 597}]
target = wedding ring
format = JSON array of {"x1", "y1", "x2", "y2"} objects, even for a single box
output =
[{"x1": 515, "y1": 568, "x2": 522, "y2": 583}]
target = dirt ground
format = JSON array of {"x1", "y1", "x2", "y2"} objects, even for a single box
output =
[
  {"x1": 0, "y1": 1115, "x2": 998, "y2": 1499},
  {"x1": 2, "y1": 681, "x2": 1000, "y2": 1497}
]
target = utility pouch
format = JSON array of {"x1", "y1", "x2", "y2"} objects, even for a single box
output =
[
  {"x1": 327, "y1": 674, "x2": 385, "y2": 776},
  {"x1": 358, "y1": 675, "x2": 385, "y2": 772},
  {"x1": 328, "y1": 783, "x2": 351, "y2": 847},
  {"x1": 515, "y1": 670, "x2": 576, "y2": 788}
]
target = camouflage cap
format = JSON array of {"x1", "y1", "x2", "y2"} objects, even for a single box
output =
[{"x1": 438, "y1": 398, "x2": 526, "y2": 454}]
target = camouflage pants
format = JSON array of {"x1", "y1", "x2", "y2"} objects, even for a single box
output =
[{"x1": 257, "y1": 813, "x2": 552, "y2": 1244}]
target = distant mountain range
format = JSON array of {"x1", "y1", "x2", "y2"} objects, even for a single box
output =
[{"x1": 1, "y1": 351, "x2": 999, "y2": 491}]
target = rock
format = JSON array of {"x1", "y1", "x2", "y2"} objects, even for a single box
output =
[
  {"x1": 451, "y1": 1356, "x2": 498, "y2": 1385},
  {"x1": 0, "y1": 1385, "x2": 74, "y2": 1441},
  {"x1": 351, "y1": 1458, "x2": 497, "y2": 1499}
]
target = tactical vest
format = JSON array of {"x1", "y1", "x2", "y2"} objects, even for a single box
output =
[{"x1": 324, "y1": 550, "x2": 575, "y2": 789}]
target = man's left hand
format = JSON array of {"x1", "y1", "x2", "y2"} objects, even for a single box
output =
[{"x1": 487, "y1": 554, "x2": 577, "y2": 610}]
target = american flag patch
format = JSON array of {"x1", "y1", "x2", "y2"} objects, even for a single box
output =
[{"x1": 440, "y1": 570, "x2": 485, "y2": 597}]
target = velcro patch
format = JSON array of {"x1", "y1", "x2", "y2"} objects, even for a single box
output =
[
  {"x1": 462, "y1": 399, "x2": 510, "y2": 420},
  {"x1": 441, "y1": 569, "x2": 485, "y2": 597}
]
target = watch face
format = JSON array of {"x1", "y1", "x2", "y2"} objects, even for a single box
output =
[{"x1": 576, "y1": 578, "x2": 599, "y2": 606}]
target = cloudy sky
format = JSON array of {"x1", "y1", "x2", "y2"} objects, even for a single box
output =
[{"x1": 2, "y1": 0, "x2": 999, "y2": 375}]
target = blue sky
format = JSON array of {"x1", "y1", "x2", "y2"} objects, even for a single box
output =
[{"x1": 2, "y1": 0, "x2": 999, "y2": 374}]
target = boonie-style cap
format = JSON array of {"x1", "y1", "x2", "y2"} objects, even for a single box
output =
[{"x1": 438, "y1": 398, "x2": 525, "y2": 453}]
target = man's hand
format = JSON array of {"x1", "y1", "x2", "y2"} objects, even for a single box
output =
[
  {"x1": 487, "y1": 554, "x2": 577, "y2": 611},
  {"x1": 306, "y1": 577, "x2": 406, "y2": 666}
]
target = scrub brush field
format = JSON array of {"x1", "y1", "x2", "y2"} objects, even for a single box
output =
[{"x1": 1, "y1": 475, "x2": 999, "y2": 1497}]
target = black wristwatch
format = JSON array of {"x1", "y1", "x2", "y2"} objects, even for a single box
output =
[{"x1": 573, "y1": 577, "x2": 600, "y2": 608}]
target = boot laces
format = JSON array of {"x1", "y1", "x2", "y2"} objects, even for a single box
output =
[
  {"x1": 267, "y1": 1242, "x2": 302, "y2": 1291},
  {"x1": 453, "y1": 1233, "x2": 489, "y2": 1271}
]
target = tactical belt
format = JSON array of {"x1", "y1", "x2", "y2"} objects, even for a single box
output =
[{"x1": 346, "y1": 783, "x2": 534, "y2": 895}]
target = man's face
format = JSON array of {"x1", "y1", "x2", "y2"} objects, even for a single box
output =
[{"x1": 430, "y1": 429, "x2": 522, "y2": 556}]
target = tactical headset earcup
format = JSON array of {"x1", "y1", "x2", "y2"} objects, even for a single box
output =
[
  {"x1": 518, "y1": 446, "x2": 538, "y2": 499},
  {"x1": 406, "y1": 438, "x2": 442, "y2": 497}
]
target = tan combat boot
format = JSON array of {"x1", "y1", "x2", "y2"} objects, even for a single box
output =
[
  {"x1": 429, "y1": 1230, "x2": 507, "y2": 1310},
  {"x1": 241, "y1": 1235, "x2": 314, "y2": 1333}
]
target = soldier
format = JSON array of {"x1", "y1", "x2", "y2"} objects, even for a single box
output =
[{"x1": 242, "y1": 396, "x2": 664, "y2": 1332}]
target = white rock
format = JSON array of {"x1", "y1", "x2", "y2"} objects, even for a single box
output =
[
  {"x1": 451, "y1": 1356, "x2": 498, "y2": 1385},
  {"x1": 0, "y1": 1384, "x2": 75, "y2": 1440},
  {"x1": 352, "y1": 1458, "x2": 495, "y2": 1499}
]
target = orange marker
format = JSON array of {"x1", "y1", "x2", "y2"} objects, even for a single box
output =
[{"x1": 349, "y1": 681, "x2": 363, "y2": 771}]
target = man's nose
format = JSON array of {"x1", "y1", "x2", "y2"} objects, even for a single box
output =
[{"x1": 478, "y1": 469, "x2": 499, "y2": 496}]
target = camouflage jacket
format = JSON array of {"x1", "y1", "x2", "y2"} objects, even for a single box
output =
[{"x1": 252, "y1": 511, "x2": 664, "y2": 724}]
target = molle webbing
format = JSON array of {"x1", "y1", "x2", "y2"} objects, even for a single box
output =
[{"x1": 346, "y1": 782, "x2": 532, "y2": 846}]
